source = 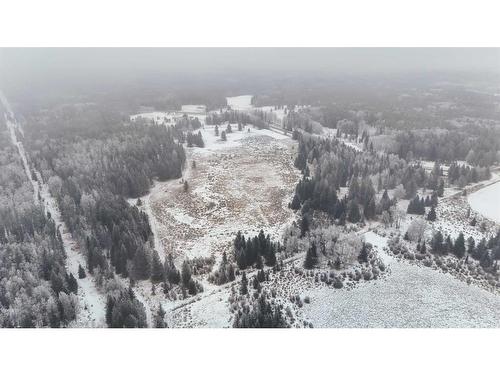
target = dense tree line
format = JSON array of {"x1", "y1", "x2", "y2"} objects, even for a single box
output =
[
  {"x1": 393, "y1": 129, "x2": 499, "y2": 167},
  {"x1": 186, "y1": 131, "x2": 204, "y2": 148},
  {"x1": 447, "y1": 162, "x2": 491, "y2": 188},
  {"x1": 105, "y1": 286, "x2": 148, "y2": 328},
  {"x1": 283, "y1": 110, "x2": 323, "y2": 134},
  {"x1": 0, "y1": 121, "x2": 78, "y2": 327},
  {"x1": 28, "y1": 110, "x2": 185, "y2": 198},
  {"x1": 22, "y1": 105, "x2": 186, "y2": 288},
  {"x1": 205, "y1": 110, "x2": 267, "y2": 129},
  {"x1": 429, "y1": 230, "x2": 500, "y2": 271},
  {"x1": 233, "y1": 230, "x2": 280, "y2": 270},
  {"x1": 290, "y1": 133, "x2": 425, "y2": 222}
]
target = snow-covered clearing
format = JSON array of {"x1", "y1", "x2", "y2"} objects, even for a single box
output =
[
  {"x1": 130, "y1": 111, "x2": 206, "y2": 126},
  {"x1": 468, "y1": 180, "x2": 500, "y2": 223},
  {"x1": 124, "y1": 123, "x2": 301, "y2": 327},
  {"x1": 151, "y1": 125, "x2": 300, "y2": 261},
  {"x1": 169, "y1": 289, "x2": 232, "y2": 328},
  {"x1": 226, "y1": 95, "x2": 253, "y2": 111},
  {"x1": 181, "y1": 104, "x2": 207, "y2": 113},
  {"x1": 303, "y1": 231, "x2": 500, "y2": 327}
]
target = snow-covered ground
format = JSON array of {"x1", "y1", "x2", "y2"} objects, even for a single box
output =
[
  {"x1": 130, "y1": 111, "x2": 206, "y2": 126},
  {"x1": 468, "y1": 181, "x2": 500, "y2": 223},
  {"x1": 302, "y1": 231, "x2": 500, "y2": 327},
  {"x1": 150, "y1": 124, "x2": 300, "y2": 262},
  {"x1": 181, "y1": 104, "x2": 206, "y2": 113},
  {"x1": 226, "y1": 95, "x2": 253, "y2": 111}
]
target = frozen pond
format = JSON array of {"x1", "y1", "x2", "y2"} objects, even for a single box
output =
[
  {"x1": 303, "y1": 232, "x2": 500, "y2": 328},
  {"x1": 468, "y1": 181, "x2": 500, "y2": 223}
]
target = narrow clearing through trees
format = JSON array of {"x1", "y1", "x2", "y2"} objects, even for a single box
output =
[{"x1": 1, "y1": 92, "x2": 106, "y2": 328}]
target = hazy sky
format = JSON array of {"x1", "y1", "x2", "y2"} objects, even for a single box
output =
[
  {"x1": 2, "y1": 48, "x2": 499, "y2": 77},
  {"x1": 1, "y1": 48, "x2": 499, "y2": 100}
]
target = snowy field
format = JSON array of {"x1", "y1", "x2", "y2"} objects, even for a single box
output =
[
  {"x1": 303, "y1": 232, "x2": 500, "y2": 327},
  {"x1": 150, "y1": 124, "x2": 300, "y2": 262},
  {"x1": 130, "y1": 110, "x2": 206, "y2": 125},
  {"x1": 181, "y1": 104, "x2": 206, "y2": 113},
  {"x1": 468, "y1": 181, "x2": 500, "y2": 223},
  {"x1": 226, "y1": 95, "x2": 253, "y2": 110}
]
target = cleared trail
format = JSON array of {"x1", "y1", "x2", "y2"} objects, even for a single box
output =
[{"x1": 1, "y1": 92, "x2": 106, "y2": 327}]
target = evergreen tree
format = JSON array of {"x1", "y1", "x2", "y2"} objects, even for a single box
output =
[
  {"x1": 431, "y1": 231, "x2": 444, "y2": 254},
  {"x1": 347, "y1": 200, "x2": 361, "y2": 223},
  {"x1": 427, "y1": 206, "x2": 437, "y2": 221},
  {"x1": 133, "y1": 245, "x2": 152, "y2": 280},
  {"x1": 78, "y1": 264, "x2": 86, "y2": 279},
  {"x1": 181, "y1": 260, "x2": 192, "y2": 286},
  {"x1": 67, "y1": 273, "x2": 78, "y2": 294},
  {"x1": 221, "y1": 130, "x2": 227, "y2": 141},
  {"x1": 289, "y1": 193, "x2": 301, "y2": 210},
  {"x1": 165, "y1": 254, "x2": 181, "y2": 284},
  {"x1": 153, "y1": 304, "x2": 167, "y2": 328},
  {"x1": 467, "y1": 236, "x2": 475, "y2": 256},
  {"x1": 453, "y1": 232, "x2": 466, "y2": 258},
  {"x1": 240, "y1": 272, "x2": 248, "y2": 295},
  {"x1": 300, "y1": 214, "x2": 310, "y2": 237},
  {"x1": 105, "y1": 295, "x2": 115, "y2": 327},
  {"x1": 304, "y1": 242, "x2": 318, "y2": 269},
  {"x1": 437, "y1": 179, "x2": 444, "y2": 197},
  {"x1": 214, "y1": 125, "x2": 219, "y2": 136},
  {"x1": 420, "y1": 241, "x2": 427, "y2": 254},
  {"x1": 444, "y1": 235, "x2": 453, "y2": 255},
  {"x1": 151, "y1": 250, "x2": 164, "y2": 283},
  {"x1": 358, "y1": 243, "x2": 369, "y2": 263},
  {"x1": 255, "y1": 254, "x2": 263, "y2": 269},
  {"x1": 252, "y1": 276, "x2": 261, "y2": 291}
]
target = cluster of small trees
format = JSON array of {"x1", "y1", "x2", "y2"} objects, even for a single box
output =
[
  {"x1": 151, "y1": 254, "x2": 204, "y2": 297},
  {"x1": 281, "y1": 224, "x2": 364, "y2": 270},
  {"x1": 174, "y1": 115, "x2": 202, "y2": 131},
  {"x1": 206, "y1": 110, "x2": 266, "y2": 128},
  {"x1": 232, "y1": 291, "x2": 289, "y2": 328},
  {"x1": 105, "y1": 287, "x2": 148, "y2": 328},
  {"x1": 428, "y1": 230, "x2": 500, "y2": 270},
  {"x1": 186, "y1": 131, "x2": 204, "y2": 147},
  {"x1": 407, "y1": 194, "x2": 437, "y2": 215},
  {"x1": 233, "y1": 230, "x2": 280, "y2": 270},
  {"x1": 448, "y1": 162, "x2": 491, "y2": 188},
  {"x1": 208, "y1": 252, "x2": 236, "y2": 285}
]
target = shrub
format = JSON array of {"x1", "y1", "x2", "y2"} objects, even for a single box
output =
[
  {"x1": 333, "y1": 279, "x2": 343, "y2": 289},
  {"x1": 363, "y1": 270, "x2": 373, "y2": 281}
]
